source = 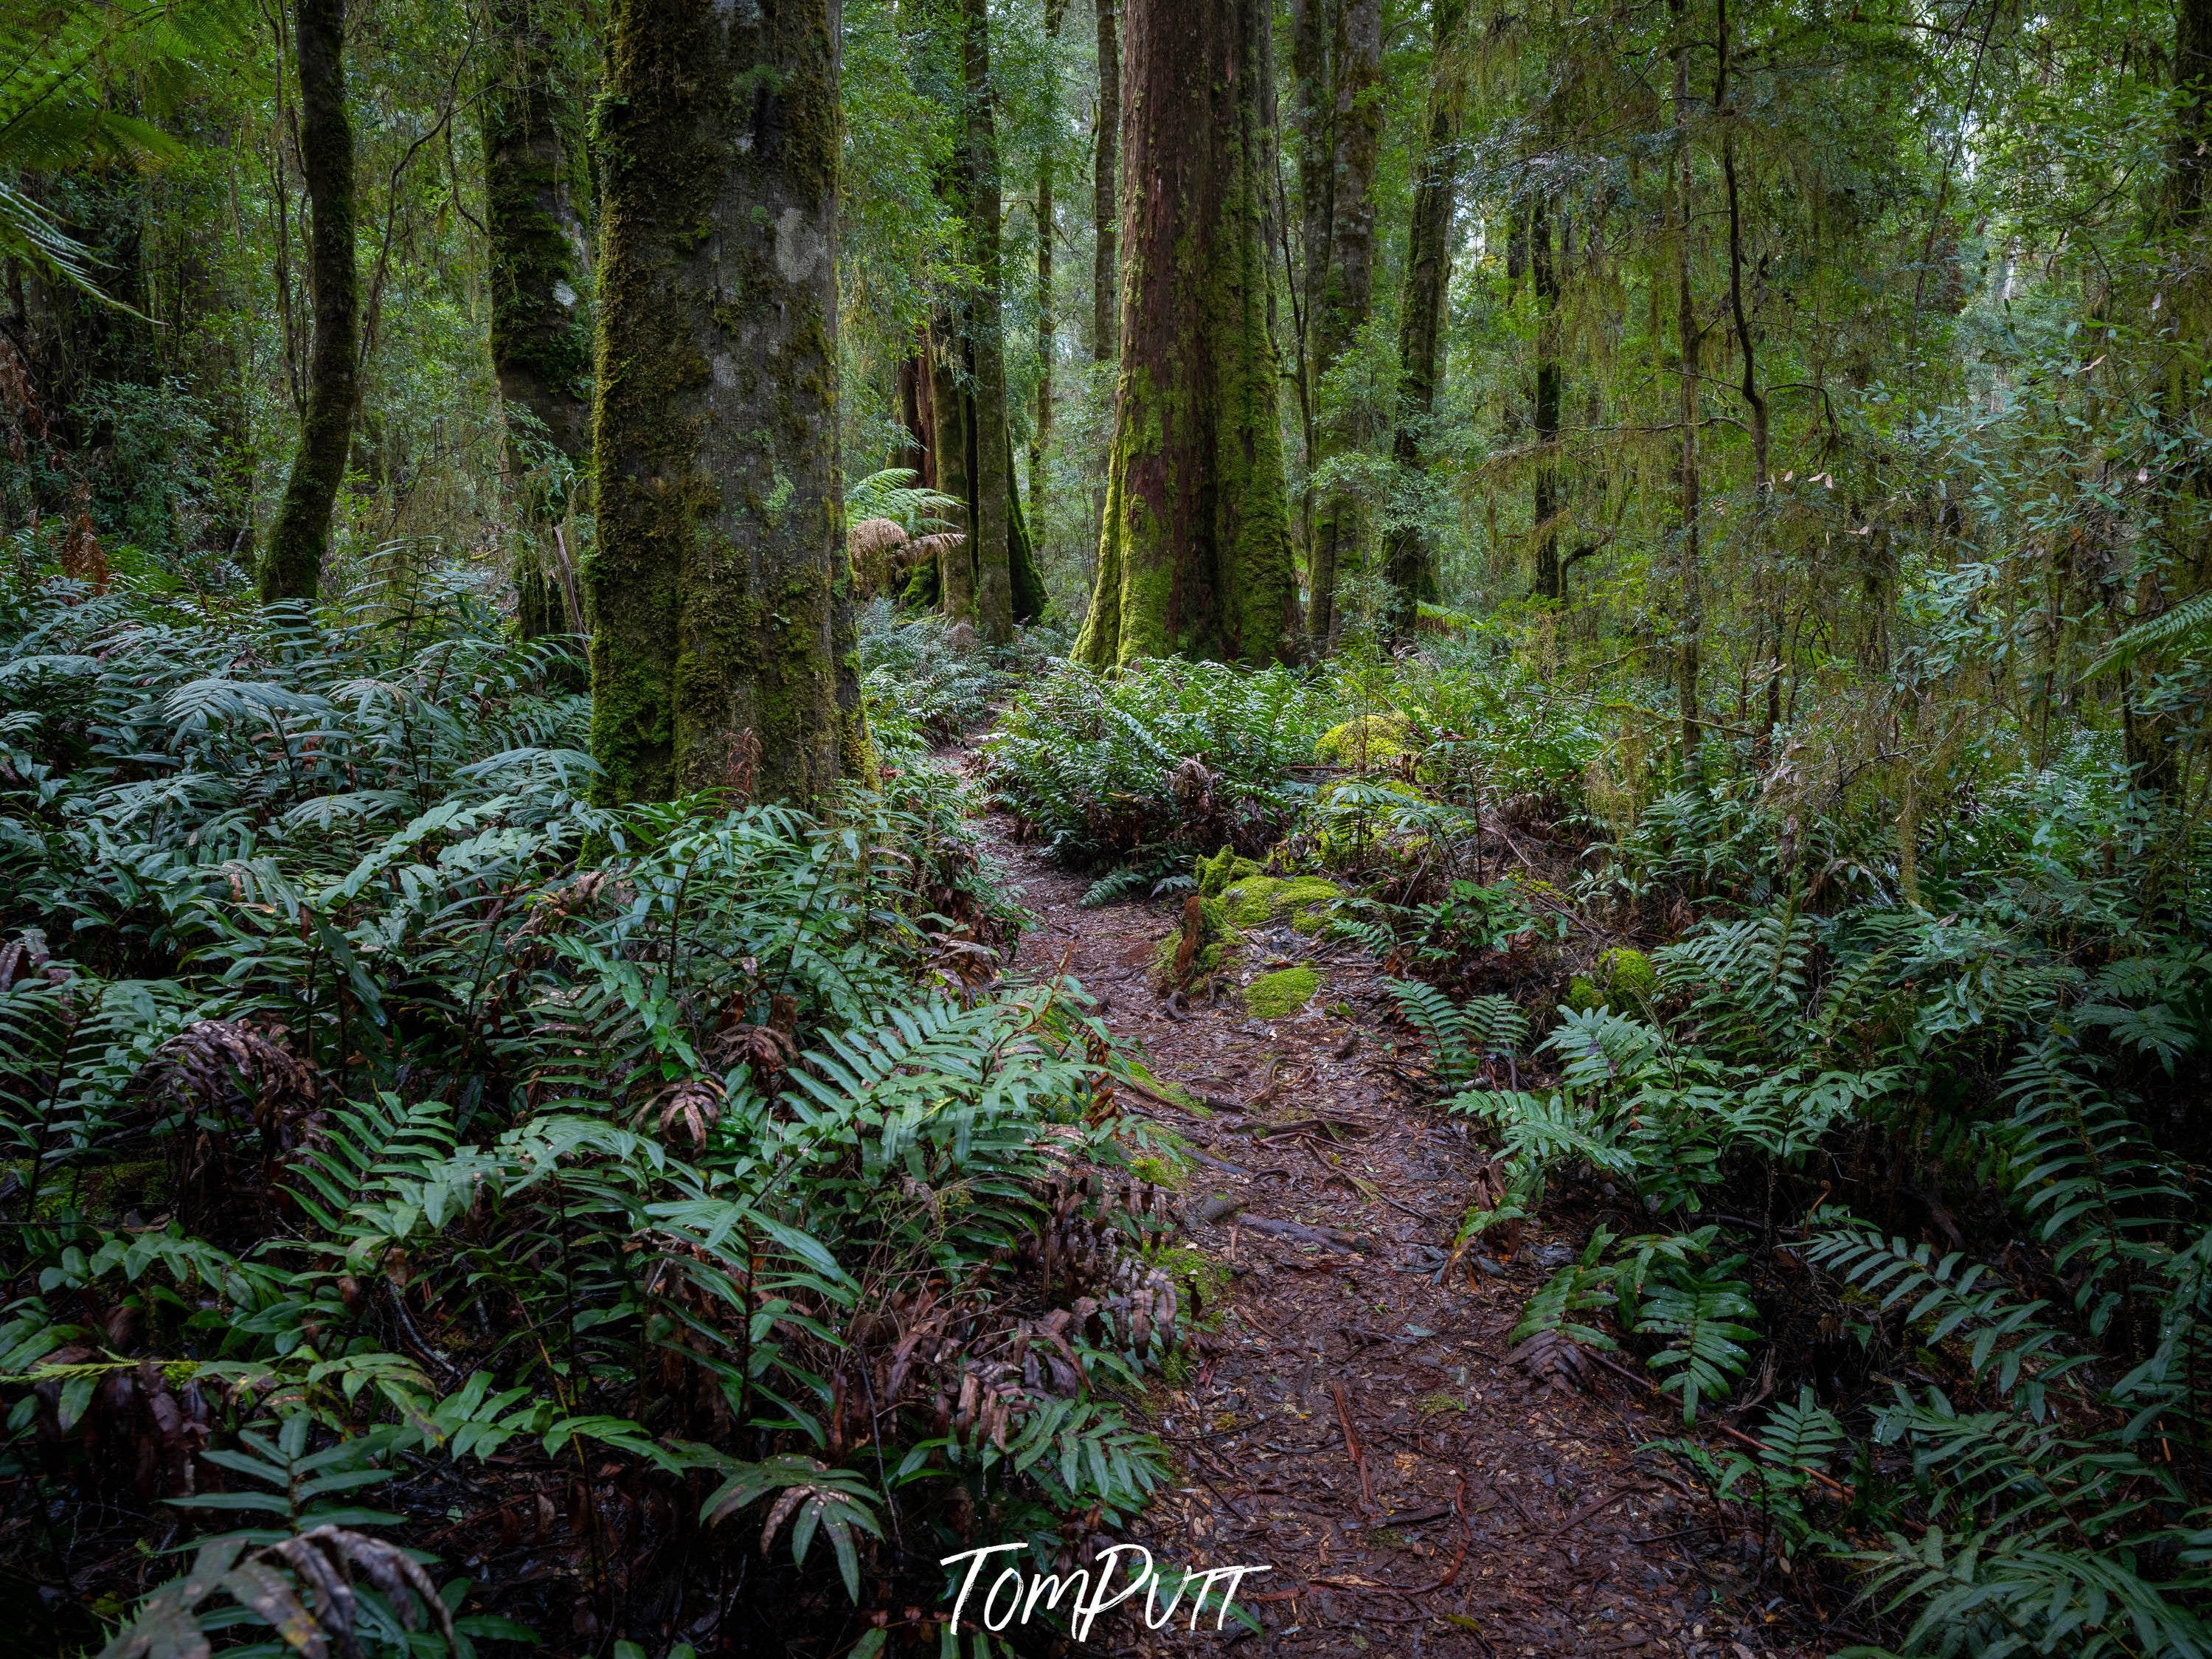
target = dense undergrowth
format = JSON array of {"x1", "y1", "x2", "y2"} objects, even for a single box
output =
[
  {"x1": 0, "y1": 565, "x2": 1188, "y2": 1658},
  {"x1": 986, "y1": 632, "x2": 2212, "y2": 1657}
]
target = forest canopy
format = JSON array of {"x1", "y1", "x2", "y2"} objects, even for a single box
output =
[{"x1": 3, "y1": 0, "x2": 2211, "y2": 1655}]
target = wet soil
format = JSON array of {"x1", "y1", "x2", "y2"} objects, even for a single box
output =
[{"x1": 978, "y1": 813, "x2": 1834, "y2": 1659}]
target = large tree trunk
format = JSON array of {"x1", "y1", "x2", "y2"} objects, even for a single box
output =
[
  {"x1": 485, "y1": 0, "x2": 593, "y2": 638},
  {"x1": 1672, "y1": 0, "x2": 1703, "y2": 757},
  {"x1": 1532, "y1": 191, "x2": 1561, "y2": 602},
  {"x1": 1289, "y1": 0, "x2": 1331, "y2": 610},
  {"x1": 961, "y1": 0, "x2": 1013, "y2": 643},
  {"x1": 1384, "y1": 0, "x2": 1466, "y2": 641},
  {"x1": 1032, "y1": 0, "x2": 1064, "y2": 549},
  {"x1": 259, "y1": 0, "x2": 358, "y2": 605},
  {"x1": 588, "y1": 0, "x2": 856, "y2": 807},
  {"x1": 1304, "y1": 0, "x2": 1380, "y2": 649},
  {"x1": 1074, "y1": 0, "x2": 1297, "y2": 667}
]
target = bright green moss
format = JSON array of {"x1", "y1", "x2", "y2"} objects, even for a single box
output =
[
  {"x1": 1316, "y1": 712, "x2": 1413, "y2": 767},
  {"x1": 1569, "y1": 946, "x2": 1657, "y2": 1012},
  {"x1": 1244, "y1": 964, "x2": 1320, "y2": 1019},
  {"x1": 1196, "y1": 844, "x2": 1262, "y2": 898},
  {"x1": 1221, "y1": 874, "x2": 1342, "y2": 933}
]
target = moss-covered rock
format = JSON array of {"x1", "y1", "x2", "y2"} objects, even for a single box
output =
[
  {"x1": 1244, "y1": 964, "x2": 1320, "y2": 1019},
  {"x1": 1220, "y1": 873, "x2": 1342, "y2": 934},
  {"x1": 1196, "y1": 843, "x2": 1263, "y2": 898},
  {"x1": 1568, "y1": 946, "x2": 1658, "y2": 1011},
  {"x1": 1316, "y1": 711, "x2": 1414, "y2": 767}
]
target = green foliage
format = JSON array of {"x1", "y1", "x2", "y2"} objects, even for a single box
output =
[
  {"x1": 982, "y1": 658, "x2": 1333, "y2": 867},
  {"x1": 1244, "y1": 965, "x2": 1319, "y2": 1019},
  {"x1": 0, "y1": 572, "x2": 1185, "y2": 1646}
]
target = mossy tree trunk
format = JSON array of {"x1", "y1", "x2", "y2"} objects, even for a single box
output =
[
  {"x1": 960, "y1": 0, "x2": 1013, "y2": 643},
  {"x1": 486, "y1": 0, "x2": 593, "y2": 638},
  {"x1": 1303, "y1": 0, "x2": 1381, "y2": 649},
  {"x1": 1532, "y1": 191, "x2": 1562, "y2": 603},
  {"x1": 926, "y1": 313, "x2": 974, "y2": 620},
  {"x1": 1073, "y1": 0, "x2": 1297, "y2": 668},
  {"x1": 1671, "y1": 0, "x2": 1703, "y2": 756},
  {"x1": 588, "y1": 0, "x2": 857, "y2": 808},
  {"x1": 1092, "y1": 2, "x2": 1118, "y2": 368},
  {"x1": 1383, "y1": 0, "x2": 1466, "y2": 642},
  {"x1": 1032, "y1": 0, "x2": 1064, "y2": 546},
  {"x1": 258, "y1": 0, "x2": 358, "y2": 606}
]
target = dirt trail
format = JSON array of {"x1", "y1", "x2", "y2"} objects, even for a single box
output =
[{"x1": 977, "y1": 814, "x2": 1829, "y2": 1659}]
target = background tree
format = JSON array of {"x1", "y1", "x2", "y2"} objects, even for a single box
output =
[
  {"x1": 484, "y1": 0, "x2": 592, "y2": 638},
  {"x1": 587, "y1": 0, "x2": 856, "y2": 806},
  {"x1": 257, "y1": 0, "x2": 357, "y2": 603}
]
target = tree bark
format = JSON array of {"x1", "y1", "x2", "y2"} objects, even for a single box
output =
[
  {"x1": 589, "y1": 0, "x2": 856, "y2": 807},
  {"x1": 485, "y1": 0, "x2": 592, "y2": 638},
  {"x1": 1092, "y1": 0, "x2": 1119, "y2": 367},
  {"x1": 1672, "y1": 0, "x2": 1703, "y2": 758},
  {"x1": 1032, "y1": 0, "x2": 1064, "y2": 550},
  {"x1": 1532, "y1": 190, "x2": 1562, "y2": 603},
  {"x1": 1289, "y1": 0, "x2": 1332, "y2": 534},
  {"x1": 960, "y1": 0, "x2": 1013, "y2": 643},
  {"x1": 928, "y1": 314, "x2": 974, "y2": 620},
  {"x1": 259, "y1": 0, "x2": 358, "y2": 606},
  {"x1": 1073, "y1": 0, "x2": 1297, "y2": 667},
  {"x1": 1384, "y1": 0, "x2": 1466, "y2": 643},
  {"x1": 1304, "y1": 0, "x2": 1380, "y2": 649}
]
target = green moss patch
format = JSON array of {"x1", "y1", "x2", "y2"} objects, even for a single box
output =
[
  {"x1": 1316, "y1": 711, "x2": 1414, "y2": 767},
  {"x1": 1244, "y1": 964, "x2": 1320, "y2": 1019},
  {"x1": 1568, "y1": 946, "x2": 1659, "y2": 1012},
  {"x1": 1221, "y1": 874, "x2": 1342, "y2": 934}
]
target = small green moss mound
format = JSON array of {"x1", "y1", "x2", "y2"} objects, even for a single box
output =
[
  {"x1": 1316, "y1": 711, "x2": 1414, "y2": 767},
  {"x1": 1196, "y1": 843, "x2": 1262, "y2": 898},
  {"x1": 1599, "y1": 946, "x2": 1657, "y2": 999},
  {"x1": 1568, "y1": 946, "x2": 1657, "y2": 1012},
  {"x1": 1245, "y1": 964, "x2": 1320, "y2": 1019},
  {"x1": 1221, "y1": 873, "x2": 1342, "y2": 933},
  {"x1": 1145, "y1": 1240, "x2": 1231, "y2": 1326}
]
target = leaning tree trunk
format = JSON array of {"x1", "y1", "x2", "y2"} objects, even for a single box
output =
[
  {"x1": 486, "y1": 0, "x2": 593, "y2": 638},
  {"x1": 589, "y1": 0, "x2": 856, "y2": 807},
  {"x1": 1074, "y1": 0, "x2": 1297, "y2": 667},
  {"x1": 1304, "y1": 0, "x2": 1380, "y2": 648},
  {"x1": 259, "y1": 0, "x2": 358, "y2": 605},
  {"x1": 1383, "y1": 0, "x2": 1466, "y2": 642}
]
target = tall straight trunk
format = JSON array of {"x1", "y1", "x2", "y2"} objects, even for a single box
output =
[
  {"x1": 1032, "y1": 0, "x2": 1064, "y2": 546},
  {"x1": 1074, "y1": 0, "x2": 1297, "y2": 666},
  {"x1": 1716, "y1": 0, "x2": 1772, "y2": 726},
  {"x1": 1532, "y1": 190, "x2": 1562, "y2": 603},
  {"x1": 2126, "y1": 0, "x2": 2212, "y2": 792},
  {"x1": 1672, "y1": 0, "x2": 1702, "y2": 757},
  {"x1": 893, "y1": 343, "x2": 932, "y2": 485},
  {"x1": 589, "y1": 0, "x2": 855, "y2": 806},
  {"x1": 485, "y1": 0, "x2": 593, "y2": 637},
  {"x1": 1304, "y1": 0, "x2": 1381, "y2": 648},
  {"x1": 1383, "y1": 0, "x2": 1466, "y2": 642},
  {"x1": 960, "y1": 0, "x2": 1013, "y2": 643},
  {"x1": 1092, "y1": 0, "x2": 1119, "y2": 365},
  {"x1": 929, "y1": 314, "x2": 974, "y2": 620},
  {"x1": 1289, "y1": 0, "x2": 1332, "y2": 502},
  {"x1": 259, "y1": 0, "x2": 358, "y2": 605}
]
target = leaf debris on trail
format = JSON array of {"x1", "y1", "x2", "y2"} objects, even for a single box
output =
[{"x1": 982, "y1": 819, "x2": 1829, "y2": 1659}]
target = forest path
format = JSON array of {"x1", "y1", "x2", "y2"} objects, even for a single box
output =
[{"x1": 967, "y1": 792, "x2": 1829, "y2": 1659}]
